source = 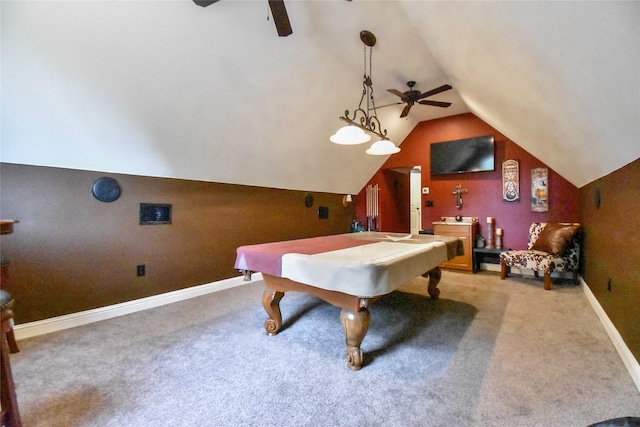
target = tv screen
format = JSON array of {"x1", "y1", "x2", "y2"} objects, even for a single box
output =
[{"x1": 430, "y1": 135, "x2": 495, "y2": 175}]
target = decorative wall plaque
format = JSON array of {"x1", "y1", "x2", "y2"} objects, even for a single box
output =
[
  {"x1": 502, "y1": 160, "x2": 519, "y2": 201},
  {"x1": 531, "y1": 168, "x2": 549, "y2": 212}
]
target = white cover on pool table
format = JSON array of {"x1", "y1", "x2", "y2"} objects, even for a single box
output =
[{"x1": 280, "y1": 240, "x2": 448, "y2": 297}]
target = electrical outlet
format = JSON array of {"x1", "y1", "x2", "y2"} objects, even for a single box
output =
[
  {"x1": 137, "y1": 265, "x2": 145, "y2": 277},
  {"x1": 425, "y1": 200, "x2": 434, "y2": 207}
]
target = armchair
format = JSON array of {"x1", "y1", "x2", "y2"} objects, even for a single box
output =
[{"x1": 500, "y1": 222, "x2": 581, "y2": 290}]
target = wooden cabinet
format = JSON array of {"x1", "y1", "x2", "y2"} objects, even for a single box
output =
[{"x1": 433, "y1": 221, "x2": 478, "y2": 271}]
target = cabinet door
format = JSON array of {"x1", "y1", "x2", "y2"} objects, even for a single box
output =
[{"x1": 434, "y1": 224, "x2": 475, "y2": 271}]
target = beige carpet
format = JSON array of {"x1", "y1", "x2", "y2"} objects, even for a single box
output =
[{"x1": 10, "y1": 271, "x2": 640, "y2": 426}]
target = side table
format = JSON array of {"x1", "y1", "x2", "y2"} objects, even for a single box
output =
[{"x1": 473, "y1": 247, "x2": 510, "y2": 273}]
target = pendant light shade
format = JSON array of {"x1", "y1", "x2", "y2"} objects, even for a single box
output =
[
  {"x1": 365, "y1": 139, "x2": 400, "y2": 155},
  {"x1": 330, "y1": 125, "x2": 371, "y2": 145}
]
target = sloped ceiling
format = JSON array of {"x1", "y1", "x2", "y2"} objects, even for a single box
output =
[
  {"x1": 1, "y1": 1, "x2": 638, "y2": 195},
  {"x1": 400, "y1": 1, "x2": 640, "y2": 189}
]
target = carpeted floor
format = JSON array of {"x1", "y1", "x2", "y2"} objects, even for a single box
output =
[{"x1": 10, "y1": 271, "x2": 640, "y2": 426}]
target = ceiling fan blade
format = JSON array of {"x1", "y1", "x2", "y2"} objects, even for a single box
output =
[
  {"x1": 416, "y1": 84, "x2": 453, "y2": 101},
  {"x1": 268, "y1": 0, "x2": 293, "y2": 37},
  {"x1": 387, "y1": 89, "x2": 407, "y2": 100},
  {"x1": 376, "y1": 101, "x2": 403, "y2": 109},
  {"x1": 193, "y1": 0, "x2": 221, "y2": 7},
  {"x1": 400, "y1": 104, "x2": 413, "y2": 118},
  {"x1": 418, "y1": 100, "x2": 452, "y2": 108}
]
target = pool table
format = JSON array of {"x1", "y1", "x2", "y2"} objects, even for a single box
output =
[{"x1": 235, "y1": 232, "x2": 463, "y2": 370}]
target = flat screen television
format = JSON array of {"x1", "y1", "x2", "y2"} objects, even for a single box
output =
[{"x1": 430, "y1": 135, "x2": 495, "y2": 175}]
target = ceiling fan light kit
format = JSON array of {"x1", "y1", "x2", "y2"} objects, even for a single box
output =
[{"x1": 331, "y1": 30, "x2": 400, "y2": 156}]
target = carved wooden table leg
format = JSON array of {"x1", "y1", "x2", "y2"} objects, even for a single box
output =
[
  {"x1": 262, "y1": 289, "x2": 284, "y2": 336},
  {"x1": 339, "y1": 307, "x2": 370, "y2": 371},
  {"x1": 422, "y1": 266, "x2": 442, "y2": 299}
]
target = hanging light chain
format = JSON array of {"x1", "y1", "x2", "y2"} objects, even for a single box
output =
[
  {"x1": 368, "y1": 44, "x2": 379, "y2": 116},
  {"x1": 338, "y1": 31, "x2": 389, "y2": 141}
]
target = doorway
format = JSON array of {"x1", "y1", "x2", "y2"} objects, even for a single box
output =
[{"x1": 410, "y1": 166, "x2": 422, "y2": 235}]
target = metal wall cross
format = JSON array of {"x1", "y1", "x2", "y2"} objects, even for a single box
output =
[{"x1": 452, "y1": 184, "x2": 468, "y2": 209}]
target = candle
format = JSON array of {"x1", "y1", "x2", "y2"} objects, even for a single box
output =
[
  {"x1": 486, "y1": 218, "x2": 495, "y2": 248},
  {"x1": 496, "y1": 228, "x2": 503, "y2": 235}
]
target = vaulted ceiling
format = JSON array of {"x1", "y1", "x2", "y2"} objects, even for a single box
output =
[{"x1": 2, "y1": 1, "x2": 638, "y2": 195}]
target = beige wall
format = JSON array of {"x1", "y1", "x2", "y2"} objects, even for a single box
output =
[{"x1": 0, "y1": 163, "x2": 355, "y2": 323}]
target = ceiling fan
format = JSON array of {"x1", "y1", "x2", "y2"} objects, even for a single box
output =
[
  {"x1": 382, "y1": 81, "x2": 453, "y2": 118},
  {"x1": 193, "y1": 0, "x2": 292, "y2": 37}
]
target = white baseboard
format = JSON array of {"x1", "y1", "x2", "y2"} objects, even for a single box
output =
[
  {"x1": 580, "y1": 277, "x2": 640, "y2": 394},
  {"x1": 13, "y1": 273, "x2": 262, "y2": 340},
  {"x1": 480, "y1": 262, "x2": 501, "y2": 272},
  {"x1": 479, "y1": 263, "x2": 574, "y2": 278},
  {"x1": 501, "y1": 266, "x2": 574, "y2": 279}
]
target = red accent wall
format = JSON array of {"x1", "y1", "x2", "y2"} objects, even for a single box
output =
[{"x1": 357, "y1": 113, "x2": 580, "y2": 250}]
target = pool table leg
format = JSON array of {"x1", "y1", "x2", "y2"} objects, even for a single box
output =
[
  {"x1": 339, "y1": 307, "x2": 370, "y2": 371},
  {"x1": 262, "y1": 289, "x2": 285, "y2": 335},
  {"x1": 422, "y1": 266, "x2": 442, "y2": 299}
]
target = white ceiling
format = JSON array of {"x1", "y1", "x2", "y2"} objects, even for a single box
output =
[{"x1": 2, "y1": 0, "x2": 638, "y2": 195}]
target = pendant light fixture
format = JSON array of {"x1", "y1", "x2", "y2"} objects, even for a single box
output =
[{"x1": 330, "y1": 30, "x2": 400, "y2": 155}]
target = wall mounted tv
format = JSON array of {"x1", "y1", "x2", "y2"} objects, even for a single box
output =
[{"x1": 430, "y1": 135, "x2": 495, "y2": 175}]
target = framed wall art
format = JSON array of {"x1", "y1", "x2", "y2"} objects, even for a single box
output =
[
  {"x1": 531, "y1": 168, "x2": 548, "y2": 212},
  {"x1": 502, "y1": 160, "x2": 520, "y2": 201},
  {"x1": 140, "y1": 203, "x2": 172, "y2": 225}
]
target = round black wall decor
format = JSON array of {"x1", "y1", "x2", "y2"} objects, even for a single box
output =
[
  {"x1": 92, "y1": 177, "x2": 122, "y2": 203},
  {"x1": 304, "y1": 193, "x2": 314, "y2": 208}
]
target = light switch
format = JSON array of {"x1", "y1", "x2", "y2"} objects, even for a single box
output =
[{"x1": 422, "y1": 187, "x2": 430, "y2": 194}]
